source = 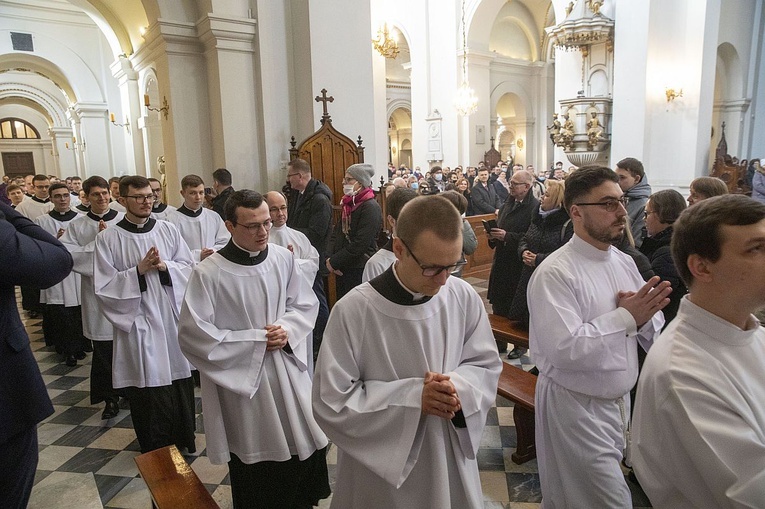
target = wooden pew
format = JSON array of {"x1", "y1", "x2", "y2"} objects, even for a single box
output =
[
  {"x1": 134, "y1": 445, "x2": 219, "y2": 509},
  {"x1": 488, "y1": 314, "x2": 530, "y2": 350},
  {"x1": 497, "y1": 362, "x2": 537, "y2": 464}
]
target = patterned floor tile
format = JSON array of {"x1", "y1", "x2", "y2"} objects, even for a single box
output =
[{"x1": 28, "y1": 471, "x2": 103, "y2": 509}]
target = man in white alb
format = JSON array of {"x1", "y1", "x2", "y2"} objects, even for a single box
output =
[
  {"x1": 361, "y1": 187, "x2": 417, "y2": 282},
  {"x1": 632, "y1": 194, "x2": 765, "y2": 508},
  {"x1": 94, "y1": 175, "x2": 196, "y2": 453},
  {"x1": 166, "y1": 174, "x2": 229, "y2": 262},
  {"x1": 313, "y1": 195, "x2": 502, "y2": 508},
  {"x1": 179, "y1": 190, "x2": 329, "y2": 509},
  {"x1": 527, "y1": 166, "x2": 671, "y2": 508},
  {"x1": 149, "y1": 177, "x2": 176, "y2": 221}
]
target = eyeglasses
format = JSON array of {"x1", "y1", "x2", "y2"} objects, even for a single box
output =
[
  {"x1": 287, "y1": 173, "x2": 301, "y2": 178},
  {"x1": 34, "y1": 185, "x2": 50, "y2": 189},
  {"x1": 509, "y1": 181, "x2": 528, "y2": 188},
  {"x1": 399, "y1": 237, "x2": 466, "y2": 277},
  {"x1": 232, "y1": 219, "x2": 273, "y2": 232},
  {"x1": 125, "y1": 194, "x2": 156, "y2": 203},
  {"x1": 269, "y1": 205, "x2": 288, "y2": 213},
  {"x1": 574, "y1": 197, "x2": 628, "y2": 213},
  {"x1": 343, "y1": 177, "x2": 357, "y2": 184}
]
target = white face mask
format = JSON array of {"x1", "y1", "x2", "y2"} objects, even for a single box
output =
[{"x1": 343, "y1": 184, "x2": 357, "y2": 196}]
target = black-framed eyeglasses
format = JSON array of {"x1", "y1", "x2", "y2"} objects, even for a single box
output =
[
  {"x1": 508, "y1": 181, "x2": 528, "y2": 188},
  {"x1": 398, "y1": 237, "x2": 466, "y2": 277},
  {"x1": 574, "y1": 197, "x2": 628, "y2": 213},
  {"x1": 125, "y1": 194, "x2": 156, "y2": 203},
  {"x1": 287, "y1": 173, "x2": 301, "y2": 178},
  {"x1": 232, "y1": 219, "x2": 273, "y2": 232}
]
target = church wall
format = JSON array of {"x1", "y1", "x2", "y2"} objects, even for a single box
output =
[{"x1": 750, "y1": 4, "x2": 765, "y2": 161}]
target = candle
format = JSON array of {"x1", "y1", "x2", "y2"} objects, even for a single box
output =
[
  {"x1": 144, "y1": 94, "x2": 150, "y2": 107},
  {"x1": 72, "y1": 137, "x2": 76, "y2": 143},
  {"x1": 65, "y1": 142, "x2": 69, "y2": 149},
  {"x1": 110, "y1": 113, "x2": 115, "y2": 122}
]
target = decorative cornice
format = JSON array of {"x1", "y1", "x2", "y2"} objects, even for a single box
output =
[{"x1": 196, "y1": 15, "x2": 257, "y2": 54}]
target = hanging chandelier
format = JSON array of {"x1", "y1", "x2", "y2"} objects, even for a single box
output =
[
  {"x1": 372, "y1": 23, "x2": 400, "y2": 59},
  {"x1": 454, "y1": 0, "x2": 477, "y2": 116}
]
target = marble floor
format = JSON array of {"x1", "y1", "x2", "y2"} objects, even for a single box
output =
[{"x1": 23, "y1": 279, "x2": 651, "y2": 509}]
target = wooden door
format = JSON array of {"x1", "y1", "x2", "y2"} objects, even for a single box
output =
[{"x1": 2, "y1": 152, "x2": 35, "y2": 178}]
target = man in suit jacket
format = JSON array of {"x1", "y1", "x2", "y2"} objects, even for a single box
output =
[
  {"x1": 0, "y1": 202, "x2": 73, "y2": 509},
  {"x1": 471, "y1": 168, "x2": 500, "y2": 215}
]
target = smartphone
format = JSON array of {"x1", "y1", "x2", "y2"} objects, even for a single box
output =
[
  {"x1": 204, "y1": 187, "x2": 212, "y2": 195},
  {"x1": 482, "y1": 219, "x2": 497, "y2": 232}
]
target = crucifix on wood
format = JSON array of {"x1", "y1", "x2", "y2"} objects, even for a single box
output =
[{"x1": 315, "y1": 89, "x2": 334, "y2": 117}]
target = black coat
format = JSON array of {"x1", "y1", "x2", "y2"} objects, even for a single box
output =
[
  {"x1": 0, "y1": 202, "x2": 72, "y2": 443},
  {"x1": 211, "y1": 186, "x2": 235, "y2": 220},
  {"x1": 508, "y1": 205, "x2": 573, "y2": 323},
  {"x1": 487, "y1": 192, "x2": 539, "y2": 312},
  {"x1": 286, "y1": 179, "x2": 333, "y2": 273},
  {"x1": 329, "y1": 197, "x2": 382, "y2": 271},
  {"x1": 639, "y1": 227, "x2": 686, "y2": 326},
  {"x1": 471, "y1": 182, "x2": 499, "y2": 214}
]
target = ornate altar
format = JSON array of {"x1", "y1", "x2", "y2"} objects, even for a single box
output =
[{"x1": 710, "y1": 122, "x2": 751, "y2": 195}]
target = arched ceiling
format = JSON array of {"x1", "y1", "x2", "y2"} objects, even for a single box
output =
[
  {"x1": 385, "y1": 26, "x2": 411, "y2": 83},
  {"x1": 389, "y1": 107, "x2": 412, "y2": 130},
  {"x1": 468, "y1": 0, "x2": 554, "y2": 60}
]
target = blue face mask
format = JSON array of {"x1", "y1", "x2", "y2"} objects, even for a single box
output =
[
  {"x1": 411, "y1": 182, "x2": 419, "y2": 190},
  {"x1": 434, "y1": 174, "x2": 443, "y2": 182}
]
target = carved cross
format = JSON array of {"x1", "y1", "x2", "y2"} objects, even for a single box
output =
[{"x1": 315, "y1": 89, "x2": 334, "y2": 117}]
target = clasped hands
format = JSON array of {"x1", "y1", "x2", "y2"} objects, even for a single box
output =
[
  {"x1": 265, "y1": 324, "x2": 288, "y2": 351},
  {"x1": 618, "y1": 276, "x2": 672, "y2": 328},
  {"x1": 137, "y1": 246, "x2": 167, "y2": 274},
  {"x1": 421, "y1": 371, "x2": 461, "y2": 420}
]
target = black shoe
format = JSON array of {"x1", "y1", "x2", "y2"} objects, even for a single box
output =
[
  {"x1": 28, "y1": 310, "x2": 39, "y2": 319},
  {"x1": 507, "y1": 347, "x2": 526, "y2": 360},
  {"x1": 83, "y1": 341, "x2": 93, "y2": 352},
  {"x1": 65, "y1": 355, "x2": 77, "y2": 367},
  {"x1": 102, "y1": 400, "x2": 120, "y2": 420},
  {"x1": 75, "y1": 352, "x2": 86, "y2": 360}
]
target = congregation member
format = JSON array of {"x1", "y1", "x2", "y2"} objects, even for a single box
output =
[
  {"x1": 687, "y1": 175, "x2": 728, "y2": 205},
  {"x1": 455, "y1": 177, "x2": 473, "y2": 215},
  {"x1": 438, "y1": 190, "x2": 478, "y2": 278},
  {"x1": 425, "y1": 166, "x2": 445, "y2": 194},
  {"x1": 527, "y1": 166, "x2": 671, "y2": 507},
  {"x1": 108, "y1": 176, "x2": 126, "y2": 212},
  {"x1": 0, "y1": 201, "x2": 72, "y2": 509},
  {"x1": 471, "y1": 167, "x2": 500, "y2": 215},
  {"x1": 35, "y1": 183, "x2": 89, "y2": 367},
  {"x1": 61, "y1": 176, "x2": 124, "y2": 419},
  {"x1": 264, "y1": 190, "x2": 320, "y2": 371},
  {"x1": 615, "y1": 157, "x2": 651, "y2": 246},
  {"x1": 167, "y1": 174, "x2": 229, "y2": 262},
  {"x1": 209, "y1": 168, "x2": 235, "y2": 220},
  {"x1": 313, "y1": 195, "x2": 502, "y2": 508},
  {"x1": 94, "y1": 175, "x2": 196, "y2": 453},
  {"x1": 487, "y1": 169, "x2": 537, "y2": 319},
  {"x1": 362, "y1": 187, "x2": 417, "y2": 282},
  {"x1": 326, "y1": 163, "x2": 382, "y2": 299},
  {"x1": 179, "y1": 190, "x2": 330, "y2": 509},
  {"x1": 149, "y1": 177, "x2": 176, "y2": 220},
  {"x1": 633, "y1": 194, "x2": 765, "y2": 508}
]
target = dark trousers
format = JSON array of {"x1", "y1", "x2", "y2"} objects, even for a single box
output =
[
  {"x1": 20, "y1": 285, "x2": 42, "y2": 313},
  {"x1": 90, "y1": 340, "x2": 120, "y2": 404},
  {"x1": 0, "y1": 426, "x2": 38, "y2": 509},
  {"x1": 228, "y1": 447, "x2": 330, "y2": 509},
  {"x1": 312, "y1": 274, "x2": 329, "y2": 366},
  {"x1": 335, "y1": 268, "x2": 364, "y2": 301}
]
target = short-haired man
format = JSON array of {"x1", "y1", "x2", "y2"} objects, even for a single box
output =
[
  {"x1": 426, "y1": 166, "x2": 444, "y2": 193},
  {"x1": 527, "y1": 166, "x2": 672, "y2": 507},
  {"x1": 687, "y1": 176, "x2": 728, "y2": 205},
  {"x1": 24, "y1": 174, "x2": 34, "y2": 198},
  {"x1": 61, "y1": 176, "x2": 125, "y2": 419},
  {"x1": 313, "y1": 195, "x2": 502, "y2": 508},
  {"x1": 179, "y1": 190, "x2": 330, "y2": 509},
  {"x1": 471, "y1": 167, "x2": 500, "y2": 215},
  {"x1": 148, "y1": 177, "x2": 176, "y2": 220},
  {"x1": 615, "y1": 157, "x2": 651, "y2": 247},
  {"x1": 210, "y1": 168, "x2": 234, "y2": 220},
  {"x1": 108, "y1": 176, "x2": 126, "y2": 212},
  {"x1": 362, "y1": 187, "x2": 417, "y2": 282},
  {"x1": 75, "y1": 189, "x2": 90, "y2": 213},
  {"x1": 15, "y1": 174, "x2": 52, "y2": 221},
  {"x1": 94, "y1": 175, "x2": 196, "y2": 453},
  {"x1": 632, "y1": 195, "x2": 765, "y2": 508},
  {"x1": 7, "y1": 184, "x2": 25, "y2": 208},
  {"x1": 35, "y1": 183, "x2": 89, "y2": 366},
  {"x1": 167, "y1": 175, "x2": 229, "y2": 262}
]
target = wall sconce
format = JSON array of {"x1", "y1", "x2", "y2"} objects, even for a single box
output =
[
  {"x1": 65, "y1": 136, "x2": 85, "y2": 152},
  {"x1": 516, "y1": 138, "x2": 524, "y2": 150},
  {"x1": 665, "y1": 88, "x2": 683, "y2": 103},
  {"x1": 372, "y1": 23, "x2": 399, "y2": 59},
  {"x1": 110, "y1": 112, "x2": 130, "y2": 134},
  {"x1": 144, "y1": 94, "x2": 170, "y2": 120}
]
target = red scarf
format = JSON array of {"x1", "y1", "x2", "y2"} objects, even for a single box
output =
[{"x1": 341, "y1": 187, "x2": 375, "y2": 234}]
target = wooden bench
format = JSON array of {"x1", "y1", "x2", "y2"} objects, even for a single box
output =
[
  {"x1": 497, "y1": 362, "x2": 537, "y2": 464},
  {"x1": 488, "y1": 313, "x2": 530, "y2": 350},
  {"x1": 134, "y1": 445, "x2": 219, "y2": 509}
]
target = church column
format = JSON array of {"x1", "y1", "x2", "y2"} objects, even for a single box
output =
[
  {"x1": 463, "y1": 50, "x2": 493, "y2": 167},
  {"x1": 72, "y1": 103, "x2": 112, "y2": 179},
  {"x1": 110, "y1": 56, "x2": 147, "y2": 176},
  {"x1": 49, "y1": 126, "x2": 76, "y2": 177}
]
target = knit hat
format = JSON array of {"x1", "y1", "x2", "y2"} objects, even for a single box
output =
[{"x1": 347, "y1": 163, "x2": 375, "y2": 187}]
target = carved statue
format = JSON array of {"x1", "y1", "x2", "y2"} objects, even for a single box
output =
[
  {"x1": 547, "y1": 113, "x2": 561, "y2": 145},
  {"x1": 586, "y1": 112, "x2": 604, "y2": 149},
  {"x1": 588, "y1": 0, "x2": 604, "y2": 15},
  {"x1": 556, "y1": 113, "x2": 575, "y2": 151},
  {"x1": 565, "y1": 2, "x2": 574, "y2": 17},
  {"x1": 156, "y1": 155, "x2": 168, "y2": 204}
]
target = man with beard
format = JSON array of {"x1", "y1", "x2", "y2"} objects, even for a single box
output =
[
  {"x1": 149, "y1": 177, "x2": 176, "y2": 221},
  {"x1": 527, "y1": 166, "x2": 672, "y2": 508}
]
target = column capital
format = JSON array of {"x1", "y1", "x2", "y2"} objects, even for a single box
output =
[
  {"x1": 110, "y1": 55, "x2": 138, "y2": 83},
  {"x1": 196, "y1": 14, "x2": 257, "y2": 53}
]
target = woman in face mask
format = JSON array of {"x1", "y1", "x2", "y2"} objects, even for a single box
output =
[
  {"x1": 426, "y1": 166, "x2": 444, "y2": 194},
  {"x1": 326, "y1": 163, "x2": 383, "y2": 299}
]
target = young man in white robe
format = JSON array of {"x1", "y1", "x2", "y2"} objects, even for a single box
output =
[
  {"x1": 94, "y1": 175, "x2": 196, "y2": 453},
  {"x1": 632, "y1": 194, "x2": 765, "y2": 508},
  {"x1": 60, "y1": 176, "x2": 125, "y2": 420},
  {"x1": 35, "y1": 183, "x2": 88, "y2": 366},
  {"x1": 264, "y1": 191, "x2": 320, "y2": 372},
  {"x1": 149, "y1": 177, "x2": 176, "y2": 221},
  {"x1": 527, "y1": 166, "x2": 672, "y2": 508},
  {"x1": 179, "y1": 190, "x2": 330, "y2": 509},
  {"x1": 361, "y1": 187, "x2": 417, "y2": 283},
  {"x1": 313, "y1": 195, "x2": 502, "y2": 509},
  {"x1": 166, "y1": 174, "x2": 229, "y2": 263},
  {"x1": 107, "y1": 177, "x2": 126, "y2": 213}
]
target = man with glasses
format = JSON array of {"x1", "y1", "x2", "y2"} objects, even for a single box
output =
[
  {"x1": 179, "y1": 190, "x2": 330, "y2": 509},
  {"x1": 313, "y1": 195, "x2": 502, "y2": 508},
  {"x1": 94, "y1": 175, "x2": 196, "y2": 454},
  {"x1": 527, "y1": 166, "x2": 672, "y2": 507},
  {"x1": 148, "y1": 177, "x2": 176, "y2": 220}
]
